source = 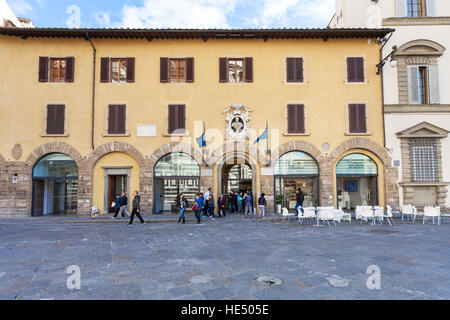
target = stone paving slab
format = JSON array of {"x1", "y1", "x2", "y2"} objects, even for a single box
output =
[{"x1": 0, "y1": 215, "x2": 449, "y2": 300}]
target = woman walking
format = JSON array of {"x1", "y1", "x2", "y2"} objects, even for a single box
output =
[
  {"x1": 244, "y1": 191, "x2": 253, "y2": 217},
  {"x1": 258, "y1": 193, "x2": 267, "y2": 218},
  {"x1": 177, "y1": 194, "x2": 188, "y2": 224}
]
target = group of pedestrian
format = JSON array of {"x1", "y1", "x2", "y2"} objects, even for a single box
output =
[{"x1": 112, "y1": 191, "x2": 146, "y2": 226}]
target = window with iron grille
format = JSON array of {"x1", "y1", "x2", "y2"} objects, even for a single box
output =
[{"x1": 410, "y1": 138, "x2": 438, "y2": 182}]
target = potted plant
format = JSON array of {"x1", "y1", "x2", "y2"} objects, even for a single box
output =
[{"x1": 276, "y1": 195, "x2": 283, "y2": 214}]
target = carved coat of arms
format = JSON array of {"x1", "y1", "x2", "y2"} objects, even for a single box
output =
[{"x1": 223, "y1": 103, "x2": 251, "y2": 141}]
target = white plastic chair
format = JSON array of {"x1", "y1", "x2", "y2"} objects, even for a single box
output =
[
  {"x1": 385, "y1": 206, "x2": 394, "y2": 226},
  {"x1": 282, "y1": 207, "x2": 295, "y2": 223},
  {"x1": 373, "y1": 207, "x2": 384, "y2": 225},
  {"x1": 355, "y1": 206, "x2": 373, "y2": 221},
  {"x1": 298, "y1": 207, "x2": 316, "y2": 225},
  {"x1": 317, "y1": 208, "x2": 336, "y2": 227},
  {"x1": 360, "y1": 207, "x2": 374, "y2": 225},
  {"x1": 423, "y1": 206, "x2": 441, "y2": 225},
  {"x1": 401, "y1": 204, "x2": 417, "y2": 222}
]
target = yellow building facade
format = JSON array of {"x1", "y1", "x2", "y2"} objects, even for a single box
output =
[{"x1": 0, "y1": 28, "x2": 399, "y2": 217}]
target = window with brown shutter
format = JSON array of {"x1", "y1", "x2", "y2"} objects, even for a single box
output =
[
  {"x1": 108, "y1": 105, "x2": 126, "y2": 134},
  {"x1": 348, "y1": 104, "x2": 367, "y2": 133},
  {"x1": 49, "y1": 58, "x2": 66, "y2": 82},
  {"x1": 110, "y1": 58, "x2": 127, "y2": 83},
  {"x1": 219, "y1": 57, "x2": 228, "y2": 82},
  {"x1": 186, "y1": 57, "x2": 194, "y2": 82},
  {"x1": 168, "y1": 105, "x2": 186, "y2": 134},
  {"x1": 347, "y1": 57, "x2": 364, "y2": 82},
  {"x1": 244, "y1": 57, "x2": 253, "y2": 82},
  {"x1": 286, "y1": 57, "x2": 304, "y2": 83},
  {"x1": 65, "y1": 57, "x2": 74, "y2": 82},
  {"x1": 169, "y1": 58, "x2": 186, "y2": 82},
  {"x1": 46, "y1": 105, "x2": 65, "y2": 135},
  {"x1": 126, "y1": 57, "x2": 135, "y2": 83},
  {"x1": 100, "y1": 57, "x2": 110, "y2": 82},
  {"x1": 287, "y1": 104, "x2": 305, "y2": 134}
]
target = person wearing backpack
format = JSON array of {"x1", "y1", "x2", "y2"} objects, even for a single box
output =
[
  {"x1": 258, "y1": 193, "x2": 267, "y2": 218},
  {"x1": 295, "y1": 188, "x2": 305, "y2": 216},
  {"x1": 177, "y1": 194, "x2": 189, "y2": 224},
  {"x1": 193, "y1": 193, "x2": 203, "y2": 224}
]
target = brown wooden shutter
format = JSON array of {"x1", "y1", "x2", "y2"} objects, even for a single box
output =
[
  {"x1": 347, "y1": 58, "x2": 355, "y2": 82},
  {"x1": 286, "y1": 58, "x2": 295, "y2": 82},
  {"x1": 117, "y1": 105, "x2": 126, "y2": 133},
  {"x1": 296, "y1": 58, "x2": 304, "y2": 82},
  {"x1": 357, "y1": 104, "x2": 366, "y2": 133},
  {"x1": 126, "y1": 57, "x2": 135, "y2": 83},
  {"x1": 178, "y1": 105, "x2": 186, "y2": 131},
  {"x1": 46, "y1": 105, "x2": 64, "y2": 134},
  {"x1": 356, "y1": 58, "x2": 364, "y2": 82},
  {"x1": 108, "y1": 105, "x2": 117, "y2": 134},
  {"x1": 39, "y1": 56, "x2": 49, "y2": 82},
  {"x1": 100, "y1": 57, "x2": 109, "y2": 82},
  {"x1": 65, "y1": 57, "x2": 74, "y2": 82},
  {"x1": 186, "y1": 57, "x2": 194, "y2": 82},
  {"x1": 219, "y1": 57, "x2": 228, "y2": 82},
  {"x1": 244, "y1": 57, "x2": 253, "y2": 82},
  {"x1": 288, "y1": 104, "x2": 305, "y2": 133},
  {"x1": 160, "y1": 57, "x2": 169, "y2": 83},
  {"x1": 168, "y1": 105, "x2": 176, "y2": 133},
  {"x1": 348, "y1": 104, "x2": 358, "y2": 133}
]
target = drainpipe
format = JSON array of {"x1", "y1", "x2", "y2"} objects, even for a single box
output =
[
  {"x1": 379, "y1": 32, "x2": 393, "y2": 148},
  {"x1": 85, "y1": 32, "x2": 96, "y2": 150}
]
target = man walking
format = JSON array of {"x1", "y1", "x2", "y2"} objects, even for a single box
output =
[
  {"x1": 244, "y1": 191, "x2": 253, "y2": 217},
  {"x1": 203, "y1": 188, "x2": 211, "y2": 217},
  {"x1": 118, "y1": 192, "x2": 131, "y2": 217},
  {"x1": 295, "y1": 188, "x2": 305, "y2": 216},
  {"x1": 127, "y1": 191, "x2": 145, "y2": 226}
]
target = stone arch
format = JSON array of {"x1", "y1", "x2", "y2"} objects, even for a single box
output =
[
  {"x1": 207, "y1": 141, "x2": 268, "y2": 167},
  {"x1": 148, "y1": 142, "x2": 203, "y2": 168},
  {"x1": 330, "y1": 138, "x2": 399, "y2": 208},
  {"x1": 83, "y1": 142, "x2": 149, "y2": 215},
  {"x1": 25, "y1": 142, "x2": 85, "y2": 216},
  {"x1": 397, "y1": 39, "x2": 446, "y2": 57},
  {"x1": 26, "y1": 142, "x2": 84, "y2": 169}
]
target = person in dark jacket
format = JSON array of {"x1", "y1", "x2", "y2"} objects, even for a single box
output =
[
  {"x1": 112, "y1": 194, "x2": 122, "y2": 219},
  {"x1": 258, "y1": 193, "x2": 267, "y2": 218},
  {"x1": 208, "y1": 194, "x2": 216, "y2": 220},
  {"x1": 218, "y1": 194, "x2": 226, "y2": 217},
  {"x1": 295, "y1": 188, "x2": 305, "y2": 216},
  {"x1": 244, "y1": 191, "x2": 253, "y2": 217},
  {"x1": 118, "y1": 192, "x2": 131, "y2": 217},
  {"x1": 194, "y1": 193, "x2": 203, "y2": 224},
  {"x1": 176, "y1": 194, "x2": 189, "y2": 224},
  {"x1": 127, "y1": 191, "x2": 145, "y2": 226}
]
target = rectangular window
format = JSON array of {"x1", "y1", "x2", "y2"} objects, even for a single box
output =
[
  {"x1": 110, "y1": 59, "x2": 128, "y2": 83},
  {"x1": 286, "y1": 58, "x2": 304, "y2": 83},
  {"x1": 50, "y1": 58, "x2": 66, "y2": 82},
  {"x1": 347, "y1": 57, "x2": 364, "y2": 82},
  {"x1": 169, "y1": 58, "x2": 186, "y2": 83},
  {"x1": 407, "y1": 0, "x2": 426, "y2": 17},
  {"x1": 418, "y1": 66, "x2": 429, "y2": 104},
  {"x1": 287, "y1": 104, "x2": 305, "y2": 134},
  {"x1": 228, "y1": 58, "x2": 244, "y2": 83},
  {"x1": 348, "y1": 104, "x2": 367, "y2": 133},
  {"x1": 46, "y1": 104, "x2": 65, "y2": 135},
  {"x1": 108, "y1": 105, "x2": 126, "y2": 134},
  {"x1": 168, "y1": 104, "x2": 186, "y2": 134},
  {"x1": 411, "y1": 138, "x2": 438, "y2": 182}
]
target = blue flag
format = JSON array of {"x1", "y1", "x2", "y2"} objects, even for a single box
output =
[
  {"x1": 254, "y1": 127, "x2": 268, "y2": 144},
  {"x1": 196, "y1": 122, "x2": 206, "y2": 148}
]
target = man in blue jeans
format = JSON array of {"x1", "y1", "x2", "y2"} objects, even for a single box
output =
[{"x1": 295, "y1": 188, "x2": 305, "y2": 216}]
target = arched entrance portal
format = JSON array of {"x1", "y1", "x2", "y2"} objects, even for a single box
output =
[
  {"x1": 32, "y1": 153, "x2": 78, "y2": 216},
  {"x1": 153, "y1": 153, "x2": 200, "y2": 214},
  {"x1": 336, "y1": 153, "x2": 378, "y2": 209},
  {"x1": 218, "y1": 154, "x2": 257, "y2": 210}
]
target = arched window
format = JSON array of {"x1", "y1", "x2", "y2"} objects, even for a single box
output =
[
  {"x1": 336, "y1": 153, "x2": 377, "y2": 176},
  {"x1": 274, "y1": 151, "x2": 319, "y2": 176},
  {"x1": 228, "y1": 164, "x2": 252, "y2": 180},
  {"x1": 154, "y1": 153, "x2": 200, "y2": 177},
  {"x1": 33, "y1": 153, "x2": 78, "y2": 178}
]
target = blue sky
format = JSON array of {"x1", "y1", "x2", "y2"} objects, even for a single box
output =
[{"x1": 7, "y1": 0, "x2": 335, "y2": 29}]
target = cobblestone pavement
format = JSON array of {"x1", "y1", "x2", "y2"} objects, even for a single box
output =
[{"x1": 0, "y1": 215, "x2": 449, "y2": 300}]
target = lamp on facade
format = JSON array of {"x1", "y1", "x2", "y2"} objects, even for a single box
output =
[{"x1": 376, "y1": 45, "x2": 398, "y2": 75}]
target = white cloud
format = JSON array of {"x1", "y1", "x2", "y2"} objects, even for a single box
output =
[
  {"x1": 116, "y1": 0, "x2": 240, "y2": 29},
  {"x1": 8, "y1": 0, "x2": 33, "y2": 15},
  {"x1": 95, "y1": 11, "x2": 111, "y2": 27}
]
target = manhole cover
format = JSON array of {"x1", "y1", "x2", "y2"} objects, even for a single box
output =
[
  {"x1": 369, "y1": 229, "x2": 398, "y2": 235},
  {"x1": 255, "y1": 276, "x2": 282, "y2": 286},
  {"x1": 327, "y1": 276, "x2": 350, "y2": 288}
]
